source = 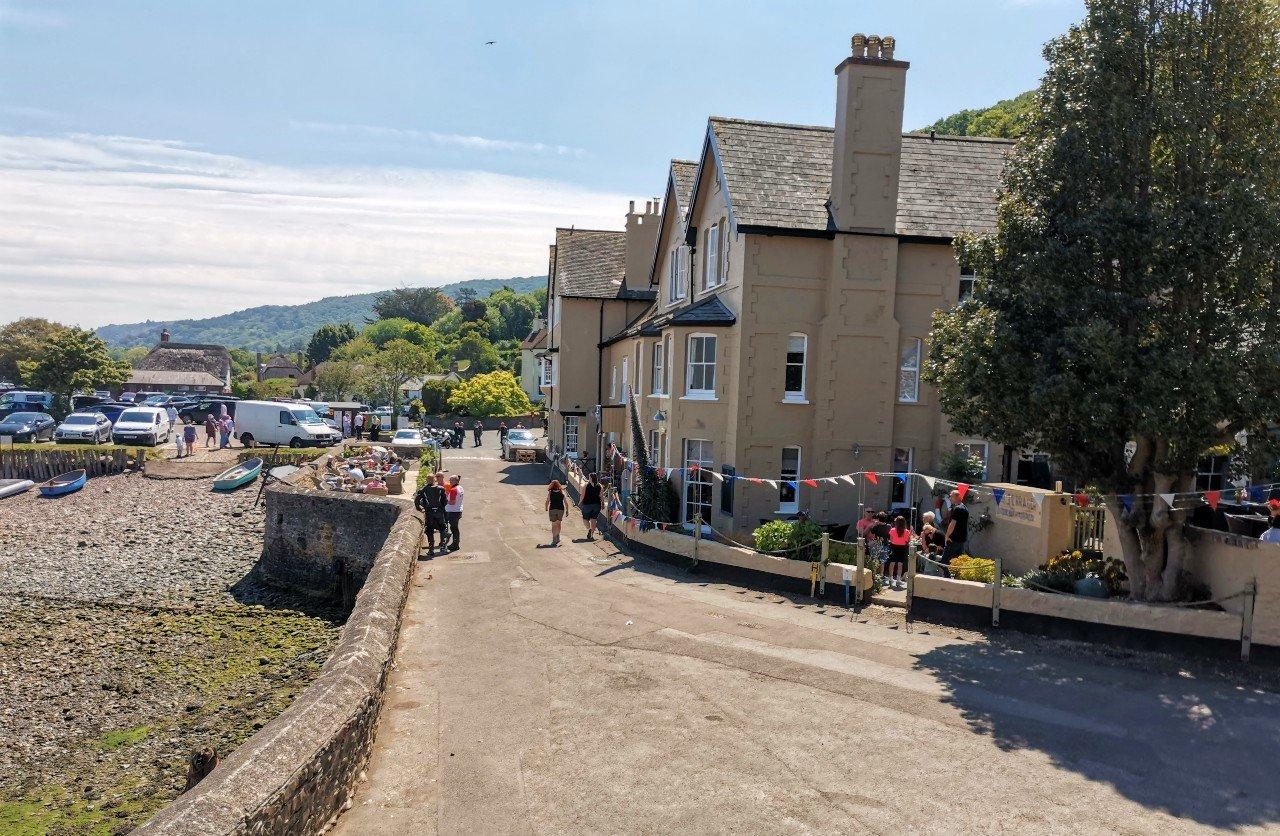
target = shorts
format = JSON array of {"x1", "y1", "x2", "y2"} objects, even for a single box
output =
[
  {"x1": 549, "y1": 509, "x2": 565, "y2": 522},
  {"x1": 581, "y1": 503, "x2": 600, "y2": 521}
]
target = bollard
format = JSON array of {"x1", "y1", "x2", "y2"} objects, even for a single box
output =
[
  {"x1": 906, "y1": 547, "x2": 917, "y2": 616},
  {"x1": 809, "y1": 561, "x2": 819, "y2": 598},
  {"x1": 1241, "y1": 577, "x2": 1257, "y2": 662},
  {"x1": 855, "y1": 537, "x2": 866, "y2": 606},
  {"x1": 992, "y1": 556, "x2": 1002, "y2": 628},
  {"x1": 843, "y1": 565, "x2": 852, "y2": 606},
  {"x1": 692, "y1": 514, "x2": 702, "y2": 571}
]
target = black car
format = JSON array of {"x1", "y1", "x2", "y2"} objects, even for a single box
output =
[
  {"x1": 179, "y1": 398, "x2": 237, "y2": 424},
  {"x1": 0, "y1": 411, "x2": 56, "y2": 442}
]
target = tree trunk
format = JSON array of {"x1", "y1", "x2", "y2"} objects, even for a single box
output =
[{"x1": 1111, "y1": 471, "x2": 1191, "y2": 602}]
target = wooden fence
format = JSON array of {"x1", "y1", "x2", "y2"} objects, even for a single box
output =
[{"x1": 0, "y1": 447, "x2": 142, "y2": 481}]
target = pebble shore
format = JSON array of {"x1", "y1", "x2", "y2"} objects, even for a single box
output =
[{"x1": 0, "y1": 471, "x2": 341, "y2": 833}]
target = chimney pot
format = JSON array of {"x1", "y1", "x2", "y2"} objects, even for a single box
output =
[
  {"x1": 628, "y1": 199, "x2": 636, "y2": 214},
  {"x1": 881, "y1": 36, "x2": 895, "y2": 60},
  {"x1": 851, "y1": 33, "x2": 867, "y2": 58},
  {"x1": 866, "y1": 35, "x2": 881, "y2": 58}
]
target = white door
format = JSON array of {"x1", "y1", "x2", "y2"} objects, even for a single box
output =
[{"x1": 683, "y1": 439, "x2": 714, "y2": 526}]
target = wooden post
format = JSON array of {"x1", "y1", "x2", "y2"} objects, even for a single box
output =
[
  {"x1": 855, "y1": 537, "x2": 866, "y2": 606},
  {"x1": 906, "y1": 545, "x2": 917, "y2": 617},
  {"x1": 692, "y1": 514, "x2": 701, "y2": 570},
  {"x1": 1241, "y1": 577, "x2": 1257, "y2": 663},
  {"x1": 818, "y1": 533, "x2": 830, "y2": 598},
  {"x1": 992, "y1": 556, "x2": 1002, "y2": 628}
]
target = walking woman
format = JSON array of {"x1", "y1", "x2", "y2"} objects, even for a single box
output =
[
  {"x1": 580, "y1": 472, "x2": 602, "y2": 541},
  {"x1": 886, "y1": 515, "x2": 912, "y2": 590},
  {"x1": 204, "y1": 413, "x2": 217, "y2": 449},
  {"x1": 546, "y1": 479, "x2": 567, "y2": 547}
]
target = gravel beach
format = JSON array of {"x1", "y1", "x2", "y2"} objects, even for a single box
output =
[{"x1": 0, "y1": 470, "x2": 341, "y2": 834}]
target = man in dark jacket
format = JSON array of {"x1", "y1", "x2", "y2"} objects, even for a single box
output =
[{"x1": 413, "y1": 471, "x2": 450, "y2": 557}]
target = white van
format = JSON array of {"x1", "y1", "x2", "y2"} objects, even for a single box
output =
[
  {"x1": 234, "y1": 400, "x2": 340, "y2": 449},
  {"x1": 111, "y1": 406, "x2": 172, "y2": 446}
]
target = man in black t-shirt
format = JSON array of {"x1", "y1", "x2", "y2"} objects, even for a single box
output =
[
  {"x1": 942, "y1": 490, "x2": 969, "y2": 573},
  {"x1": 413, "y1": 472, "x2": 450, "y2": 557}
]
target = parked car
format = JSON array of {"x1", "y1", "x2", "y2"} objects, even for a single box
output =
[
  {"x1": 178, "y1": 397, "x2": 238, "y2": 424},
  {"x1": 501, "y1": 428, "x2": 539, "y2": 461},
  {"x1": 70, "y1": 394, "x2": 111, "y2": 412},
  {"x1": 55, "y1": 412, "x2": 112, "y2": 444},
  {"x1": 233, "y1": 400, "x2": 340, "y2": 448},
  {"x1": 118, "y1": 392, "x2": 137, "y2": 403},
  {"x1": 389, "y1": 428, "x2": 424, "y2": 456},
  {"x1": 0, "y1": 411, "x2": 56, "y2": 442},
  {"x1": 0, "y1": 390, "x2": 54, "y2": 419},
  {"x1": 93, "y1": 403, "x2": 131, "y2": 425},
  {"x1": 111, "y1": 407, "x2": 172, "y2": 446}
]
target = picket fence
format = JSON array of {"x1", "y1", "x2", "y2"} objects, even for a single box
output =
[{"x1": 0, "y1": 447, "x2": 142, "y2": 481}]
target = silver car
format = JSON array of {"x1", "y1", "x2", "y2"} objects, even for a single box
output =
[
  {"x1": 501, "y1": 428, "x2": 539, "y2": 461},
  {"x1": 55, "y1": 412, "x2": 112, "y2": 444}
]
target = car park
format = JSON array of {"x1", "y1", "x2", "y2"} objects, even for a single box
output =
[
  {"x1": 111, "y1": 407, "x2": 172, "y2": 446},
  {"x1": 0, "y1": 411, "x2": 57, "y2": 443},
  {"x1": 500, "y1": 428, "x2": 539, "y2": 461},
  {"x1": 55, "y1": 412, "x2": 112, "y2": 444},
  {"x1": 93, "y1": 404, "x2": 131, "y2": 425}
]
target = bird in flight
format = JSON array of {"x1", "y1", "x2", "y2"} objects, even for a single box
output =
[{"x1": 485, "y1": 40, "x2": 496, "y2": 46}]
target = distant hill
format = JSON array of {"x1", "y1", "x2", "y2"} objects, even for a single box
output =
[
  {"x1": 920, "y1": 90, "x2": 1035, "y2": 139},
  {"x1": 96, "y1": 276, "x2": 546, "y2": 351}
]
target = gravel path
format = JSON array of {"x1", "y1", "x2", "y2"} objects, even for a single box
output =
[{"x1": 0, "y1": 470, "x2": 340, "y2": 834}]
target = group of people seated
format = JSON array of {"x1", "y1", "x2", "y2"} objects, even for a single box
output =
[
  {"x1": 855, "y1": 489, "x2": 970, "y2": 589},
  {"x1": 321, "y1": 445, "x2": 404, "y2": 493}
]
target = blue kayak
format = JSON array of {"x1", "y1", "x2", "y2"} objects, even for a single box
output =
[
  {"x1": 39, "y1": 469, "x2": 86, "y2": 497},
  {"x1": 212, "y1": 457, "x2": 262, "y2": 491}
]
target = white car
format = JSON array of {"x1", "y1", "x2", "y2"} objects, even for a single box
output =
[
  {"x1": 501, "y1": 428, "x2": 539, "y2": 461},
  {"x1": 55, "y1": 412, "x2": 112, "y2": 444},
  {"x1": 111, "y1": 407, "x2": 172, "y2": 446},
  {"x1": 389, "y1": 429, "x2": 424, "y2": 455}
]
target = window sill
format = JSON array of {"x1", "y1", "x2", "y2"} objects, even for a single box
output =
[
  {"x1": 775, "y1": 508, "x2": 799, "y2": 516},
  {"x1": 780, "y1": 396, "x2": 809, "y2": 405},
  {"x1": 897, "y1": 399, "x2": 920, "y2": 405},
  {"x1": 647, "y1": 394, "x2": 669, "y2": 400},
  {"x1": 680, "y1": 393, "x2": 718, "y2": 402}
]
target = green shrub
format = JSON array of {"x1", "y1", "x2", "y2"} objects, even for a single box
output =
[
  {"x1": 1038, "y1": 549, "x2": 1127, "y2": 596},
  {"x1": 237, "y1": 448, "x2": 326, "y2": 467},
  {"x1": 415, "y1": 447, "x2": 439, "y2": 490},
  {"x1": 949, "y1": 555, "x2": 997, "y2": 583},
  {"x1": 1019, "y1": 568, "x2": 1078, "y2": 594},
  {"x1": 751, "y1": 518, "x2": 822, "y2": 559}
]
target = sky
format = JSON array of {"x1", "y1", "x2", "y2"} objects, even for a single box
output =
[{"x1": 0, "y1": 0, "x2": 1085, "y2": 328}]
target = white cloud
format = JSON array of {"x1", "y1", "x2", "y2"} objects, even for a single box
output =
[
  {"x1": 290, "y1": 120, "x2": 588, "y2": 158},
  {"x1": 0, "y1": 132, "x2": 629, "y2": 327}
]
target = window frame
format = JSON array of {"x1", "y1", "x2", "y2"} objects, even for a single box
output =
[
  {"x1": 702, "y1": 225, "x2": 720, "y2": 291},
  {"x1": 684, "y1": 334, "x2": 717, "y2": 398},
  {"x1": 667, "y1": 245, "x2": 688, "y2": 306},
  {"x1": 620, "y1": 356, "x2": 630, "y2": 401},
  {"x1": 958, "y1": 270, "x2": 977, "y2": 304},
  {"x1": 955, "y1": 440, "x2": 990, "y2": 480},
  {"x1": 891, "y1": 447, "x2": 914, "y2": 508},
  {"x1": 682, "y1": 438, "x2": 714, "y2": 526},
  {"x1": 610, "y1": 365, "x2": 617, "y2": 402},
  {"x1": 564, "y1": 415, "x2": 580, "y2": 457},
  {"x1": 783, "y1": 333, "x2": 808, "y2": 402},
  {"x1": 650, "y1": 340, "x2": 665, "y2": 395},
  {"x1": 898, "y1": 338, "x2": 922, "y2": 404},
  {"x1": 649, "y1": 429, "x2": 662, "y2": 468},
  {"x1": 779, "y1": 446, "x2": 801, "y2": 513},
  {"x1": 541, "y1": 356, "x2": 553, "y2": 387}
]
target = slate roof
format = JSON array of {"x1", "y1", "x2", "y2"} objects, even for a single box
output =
[
  {"x1": 553, "y1": 228, "x2": 626, "y2": 298},
  {"x1": 671, "y1": 159, "x2": 698, "y2": 213},
  {"x1": 707, "y1": 117, "x2": 1011, "y2": 238},
  {"x1": 134, "y1": 342, "x2": 232, "y2": 384},
  {"x1": 602, "y1": 294, "x2": 736, "y2": 346},
  {"x1": 519, "y1": 328, "x2": 548, "y2": 351}
]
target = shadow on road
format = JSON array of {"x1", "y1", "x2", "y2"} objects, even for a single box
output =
[
  {"x1": 912, "y1": 639, "x2": 1280, "y2": 828},
  {"x1": 496, "y1": 462, "x2": 552, "y2": 486}
]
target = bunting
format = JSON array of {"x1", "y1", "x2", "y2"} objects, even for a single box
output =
[
  {"x1": 991, "y1": 487, "x2": 1005, "y2": 506},
  {"x1": 802, "y1": 478, "x2": 820, "y2": 488},
  {"x1": 956, "y1": 482, "x2": 970, "y2": 502},
  {"x1": 1204, "y1": 490, "x2": 1221, "y2": 511},
  {"x1": 1118, "y1": 494, "x2": 1134, "y2": 513},
  {"x1": 1159, "y1": 493, "x2": 1177, "y2": 507},
  {"x1": 865, "y1": 472, "x2": 879, "y2": 486}
]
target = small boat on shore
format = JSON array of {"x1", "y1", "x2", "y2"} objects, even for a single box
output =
[
  {"x1": 0, "y1": 479, "x2": 35, "y2": 499},
  {"x1": 38, "y1": 469, "x2": 86, "y2": 498},
  {"x1": 212, "y1": 457, "x2": 262, "y2": 491}
]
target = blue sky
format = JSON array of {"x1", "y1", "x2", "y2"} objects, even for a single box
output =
[{"x1": 0, "y1": 0, "x2": 1083, "y2": 326}]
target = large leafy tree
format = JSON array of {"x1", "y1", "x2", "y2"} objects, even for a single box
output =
[
  {"x1": 28, "y1": 328, "x2": 130, "y2": 401},
  {"x1": 305, "y1": 322, "x2": 357, "y2": 365},
  {"x1": 370, "y1": 287, "x2": 454, "y2": 326},
  {"x1": 314, "y1": 360, "x2": 363, "y2": 401},
  {"x1": 928, "y1": 0, "x2": 1280, "y2": 601},
  {"x1": 0, "y1": 317, "x2": 69, "y2": 384},
  {"x1": 922, "y1": 91, "x2": 1036, "y2": 139},
  {"x1": 361, "y1": 339, "x2": 440, "y2": 422},
  {"x1": 454, "y1": 331, "x2": 501, "y2": 374},
  {"x1": 447, "y1": 370, "x2": 532, "y2": 417}
]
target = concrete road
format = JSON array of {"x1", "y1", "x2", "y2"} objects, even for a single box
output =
[{"x1": 334, "y1": 435, "x2": 1280, "y2": 835}]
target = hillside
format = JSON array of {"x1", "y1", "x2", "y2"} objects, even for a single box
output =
[
  {"x1": 920, "y1": 90, "x2": 1035, "y2": 139},
  {"x1": 96, "y1": 276, "x2": 546, "y2": 350}
]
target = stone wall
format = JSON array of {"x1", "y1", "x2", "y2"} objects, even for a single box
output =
[
  {"x1": 257, "y1": 487, "x2": 402, "y2": 603},
  {"x1": 135, "y1": 484, "x2": 421, "y2": 836}
]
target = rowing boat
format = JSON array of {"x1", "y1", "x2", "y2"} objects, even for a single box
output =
[
  {"x1": 212, "y1": 457, "x2": 262, "y2": 491},
  {"x1": 38, "y1": 469, "x2": 86, "y2": 497}
]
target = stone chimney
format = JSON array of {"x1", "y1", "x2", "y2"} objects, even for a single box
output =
[
  {"x1": 623, "y1": 198, "x2": 662, "y2": 291},
  {"x1": 160, "y1": 328, "x2": 170, "y2": 343},
  {"x1": 830, "y1": 33, "x2": 909, "y2": 233}
]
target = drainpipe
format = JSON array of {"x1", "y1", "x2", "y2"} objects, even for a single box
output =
[{"x1": 596, "y1": 300, "x2": 605, "y2": 471}]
